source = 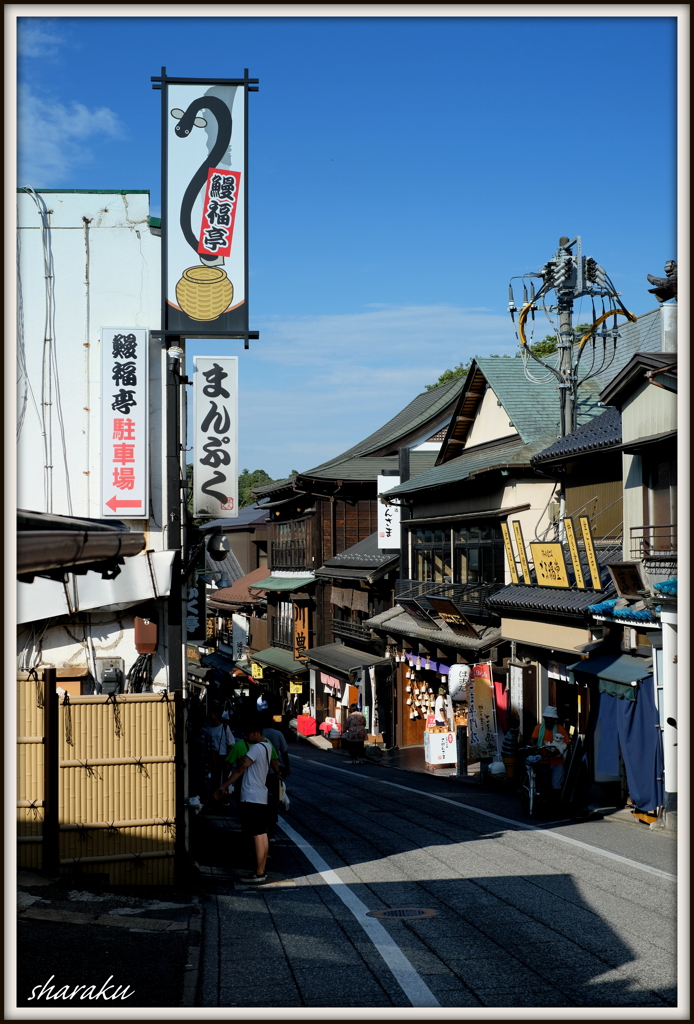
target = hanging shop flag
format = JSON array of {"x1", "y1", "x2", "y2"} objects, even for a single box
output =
[
  {"x1": 293, "y1": 603, "x2": 309, "y2": 661},
  {"x1": 500, "y1": 522, "x2": 520, "y2": 584},
  {"x1": 377, "y1": 476, "x2": 401, "y2": 549},
  {"x1": 509, "y1": 664, "x2": 523, "y2": 721},
  {"x1": 369, "y1": 665, "x2": 380, "y2": 735},
  {"x1": 185, "y1": 574, "x2": 207, "y2": 642},
  {"x1": 193, "y1": 356, "x2": 238, "y2": 517},
  {"x1": 512, "y1": 521, "x2": 532, "y2": 584},
  {"x1": 101, "y1": 328, "x2": 148, "y2": 519},
  {"x1": 467, "y1": 664, "x2": 498, "y2": 761},
  {"x1": 529, "y1": 542, "x2": 570, "y2": 588},
  {"x1": 153, "y1": 70, "x2": 258, "y2": 341},
  {"x1": 563, "y1": 518, "x2": 586, "y2": 588},
  {"x1": 579, "y1": 516, "x2": 603, "y2": 590},
  {"x1": 231, "y1": 613, "x2": 249, "y2": 662},
  {"x1": 320, "y1": 672, "x2": 341, "y2": 691}
]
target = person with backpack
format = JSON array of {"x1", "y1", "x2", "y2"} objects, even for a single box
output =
[{"x1": 214, "y1": 716, "x2": 281, "y2": 884}]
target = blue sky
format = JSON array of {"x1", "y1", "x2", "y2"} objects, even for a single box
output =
[{"x1": 17, "y1": 13, "x2": 678, "y2": 478}]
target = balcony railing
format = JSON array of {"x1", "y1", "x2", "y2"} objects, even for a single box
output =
[
  {"x1": 395, "y1": 580, "x2": 504, "y2": 623},
  {"x1": 270, "y1": 541, "x2": 307, "y2": 570},
  {"x1": 630, "y1": 524, "x2": 677, "y2": 561},
  {"x1": 330, "y1": 617, "x2": 374, "y2": 644}
]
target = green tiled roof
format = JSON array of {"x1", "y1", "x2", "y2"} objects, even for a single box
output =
[
  {"x1": 251, "y1": 648, "x2": 308, "y2": 674},
  {"x1": 302, "y1": 450, "x2": 438, "y2": 483},
  {"x1": 382, "y1": 435, "x2": 554, "y2": 497},
  {"x1": 300, "y1": 376, "x2": 465, "y2": 480},
  {"x1": 248, "y1": 575, "x2": 315, "y2": 591}
]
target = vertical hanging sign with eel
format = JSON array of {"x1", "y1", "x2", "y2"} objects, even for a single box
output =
[{"x1": 153, "y1": 69, "x2": 258, "y2": 341}]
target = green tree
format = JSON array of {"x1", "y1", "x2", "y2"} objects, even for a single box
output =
[
  {"x1": 238, "y1": 468, "x2": 276, "y2": 508},
  {"x1": 525, "y1": 324, "x2": 593, "y2": 359},
  {"x1": 424, "y1": 359, "x2": 473, "y2": 391}
]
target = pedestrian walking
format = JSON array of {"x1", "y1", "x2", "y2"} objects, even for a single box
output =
[
  {"x1": 214, "y1": 716, "x2": 281, "y2": 883},
  {"x1": 201, "y1": 703, "x2": 235, "y2": 807},
  {"x1": 261, "y1": 714, "x2": 291, "y2": 841},
  {"x1": 343, "y1": 703, "x2": 368, "y2": 764}
]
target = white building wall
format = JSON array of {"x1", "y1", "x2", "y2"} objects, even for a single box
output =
[
  {"x1": 465, "y1": 385, "x2": 518, "y2": 449},
  {"x1": 17, "y1": 190, "x2": 163, "y2": 536},
  {"x1": 16, "y1": 191, "x2": 173, "y2": 687},
  {"x1": 501, "y1": 478, "x2": 557, "y2": 584}
]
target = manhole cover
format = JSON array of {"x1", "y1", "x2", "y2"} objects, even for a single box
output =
[{"x1": 366, "y1": 908, "x2": 437, "y2": 920}]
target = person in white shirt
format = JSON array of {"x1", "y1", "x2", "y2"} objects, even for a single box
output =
[
  {"x1": 434, "y1": 687, "x2": 448, "y2": 727},
  {"x1": 214, "y1": 716, "x2": 281, "y2": 884}
]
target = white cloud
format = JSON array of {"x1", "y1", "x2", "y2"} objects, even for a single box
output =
[
  {"x1": 18, "y1": 21, "x2": 65, "y2": 58},
  {"x1": 17, "y1": 85, "x2": 124, "y2": 185},
  {"x1": 201, "y1": 303, "x2": 523, "y2": 478}
]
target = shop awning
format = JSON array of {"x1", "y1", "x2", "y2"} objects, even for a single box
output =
[
  {"x1": 251, "y1": 648, "x2": 309, "y2": 675},
  {"x1": 304, "y1": 643, "x2": 388, "y2": 676},
  {"x1": 248, "y1": 575, "x2": 315, "y2": 592},
  {"x1": 567, "y1": 653, "x2": 653, "y2": 700},
  {"x1": 200, "y1": 651, "x2": 237, "y2": 674}
]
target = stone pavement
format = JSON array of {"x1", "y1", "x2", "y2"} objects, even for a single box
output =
[{"x1": 193, "y1": 746, "x2": 679, "y2": 1011}]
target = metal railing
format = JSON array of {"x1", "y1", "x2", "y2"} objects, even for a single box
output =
[
  {"x1": 329, "y1": 617, "x2": 374, "y2": 644},
  {"x1": 630, "y1": 524, "x2": 677, "y2": 561},
  {"x1": 395, "y1": 580, "x2": 504, "y2": 622}
]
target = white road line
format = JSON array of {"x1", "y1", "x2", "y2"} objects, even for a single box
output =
[
  {"x1": 277, "y1": 815, "x2": 440, "y2": 1009},
  {"x1": 293, "y1": 756, "x2": 677, "y2": 883}
]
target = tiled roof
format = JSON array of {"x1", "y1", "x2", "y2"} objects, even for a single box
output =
[
  {"x1": 208, "y1": 566, "x2": 270, "y2": 606},
  {"x1": 486, "y1": 582, "x2": 616, "y2": 618},
  {"x1": 380, "y1": 434, "x2": 552, "y2": 497},
  {"x1": 301, "y1": 450, "x2": 438, "y2": 483},
  {"x1": 199, "y1": 504, "x2": 270, "y2": 530},
  {"x1": 299, "y1": 376, "x2": 466, "y2": 479},
  {"x1": 365, "y1": 606, "x2": 502, "y2": 651},
  {"x1": 532, "y1": 407, "x2": 622, "y2": 465},
  {"x1": 322, "y1": 531, "x2": 398, "y2": 568}
]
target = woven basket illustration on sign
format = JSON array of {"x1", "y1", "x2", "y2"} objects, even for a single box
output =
[{"x1": 176, "y1": 266, "x2": 234, "y2": 320}]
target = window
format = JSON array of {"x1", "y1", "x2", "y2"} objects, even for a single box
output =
[
  {"x1": 454, "y1": 524, "x2": 505, "y2": 584},
  {"x1": 412, "y1": 529, "x2": 452, "y2": 583}
]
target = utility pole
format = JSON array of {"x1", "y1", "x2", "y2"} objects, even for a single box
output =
[{"x1": 508, "y1": 235, "x2": 636, "y2": 438}]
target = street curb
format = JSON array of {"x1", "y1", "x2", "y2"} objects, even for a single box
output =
[{"x1": 181, "y1": 908, "x2": 202, "y2": 1007}]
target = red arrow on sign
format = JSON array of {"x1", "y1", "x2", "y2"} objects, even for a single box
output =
[{"x1": 105, "y1": 497, "x2": 143, "y2": 512}]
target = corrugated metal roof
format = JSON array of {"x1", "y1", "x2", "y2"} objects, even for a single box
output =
[
  {"x1": 248, "y1": 574, "x2": 315, "y2": 592},
  {"x1": 532, "y1": 407, "x2": 622, "y2": 464},
  {"x1": 304, "y1": 643, "x2": 388, "y2": 674},
  {"x1": 381, "y1": 435, "x2": 551, "y2": 497}
]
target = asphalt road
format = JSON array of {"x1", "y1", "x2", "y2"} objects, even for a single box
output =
[{"x1": 199, "y1": 746, "x2": 678, "y2": 1010}]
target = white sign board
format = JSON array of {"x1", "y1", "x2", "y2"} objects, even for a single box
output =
[
  {"x1": 424, "y1": 730, "x2": 457, "y2": 765},
  {"x1": 232, "y1": 613, "x2": 249, "y2": 662},
  {"x1": 101, "y1": 328, "x2": 148, "y2": 519},
  {"x1": 509, "y1": 664, "x2": 523, "y2": 719},
  {"x1": 165, "y1": 83, "x2": 247, "y2": 337},
  {"x1": 377, "y1": 475, "x2": 400, "y2": 549},
  {"x1": 193, "y1": 357, "x2": 238, "y2": 517}
]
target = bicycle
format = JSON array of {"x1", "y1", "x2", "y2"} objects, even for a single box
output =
[{"x1": 518, "y1": 745, "x2": 555, "y2": 817}]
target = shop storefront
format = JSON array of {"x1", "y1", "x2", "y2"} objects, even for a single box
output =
[{"x1": 303, "y1": 643, "x2": 389, "y2": 743}]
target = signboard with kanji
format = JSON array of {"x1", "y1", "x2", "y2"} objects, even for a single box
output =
[
  {"x1": 157, "y1": 73, "x2": 255, "y2": 339},
  {"x1": 579, "y1": 516, "x2": 603, "y2": 590},
  {"x1": 563, "y1": 518, "x2": 585, "y2": 588},
  {"x1": 467, "y1": 663, "x2": 498, "y2": 761},
  {"x1": 186, "y1": 574, "x2": 207, "y2": 642},
  {"x1": 425, "y1": 596, "x2": 479, "y2": 638},
  {"x1": 500, "y1": 522, "x2": 519, "y2": 584},
  {"x1": 193, "y1": 357, "x2": 238, "y2": 517},
  {"x1": 293, "y1": 602, "x2": 309, "y2": 661},
  {"x1": 101, "y1": 328, "x2": 148, "y2": 519},
  {"x1": 530, "y1": 542, "x2": 570, "y2": 587},
  {"x1": 377, "y1": 476, "x2": 400, "y2": 549}
]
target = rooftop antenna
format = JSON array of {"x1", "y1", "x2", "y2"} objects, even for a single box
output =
[{"x1": 508, "y1": 237, "x2": 637, "y2": 436}]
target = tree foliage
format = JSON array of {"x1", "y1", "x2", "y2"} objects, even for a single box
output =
[{"x1": 238, "y1": 468, "x2": 276, "y2": 508}]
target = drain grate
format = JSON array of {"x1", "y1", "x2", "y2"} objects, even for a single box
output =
[{"x1": 366, "y1": 908, "x2": 437, "y2": 920}]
